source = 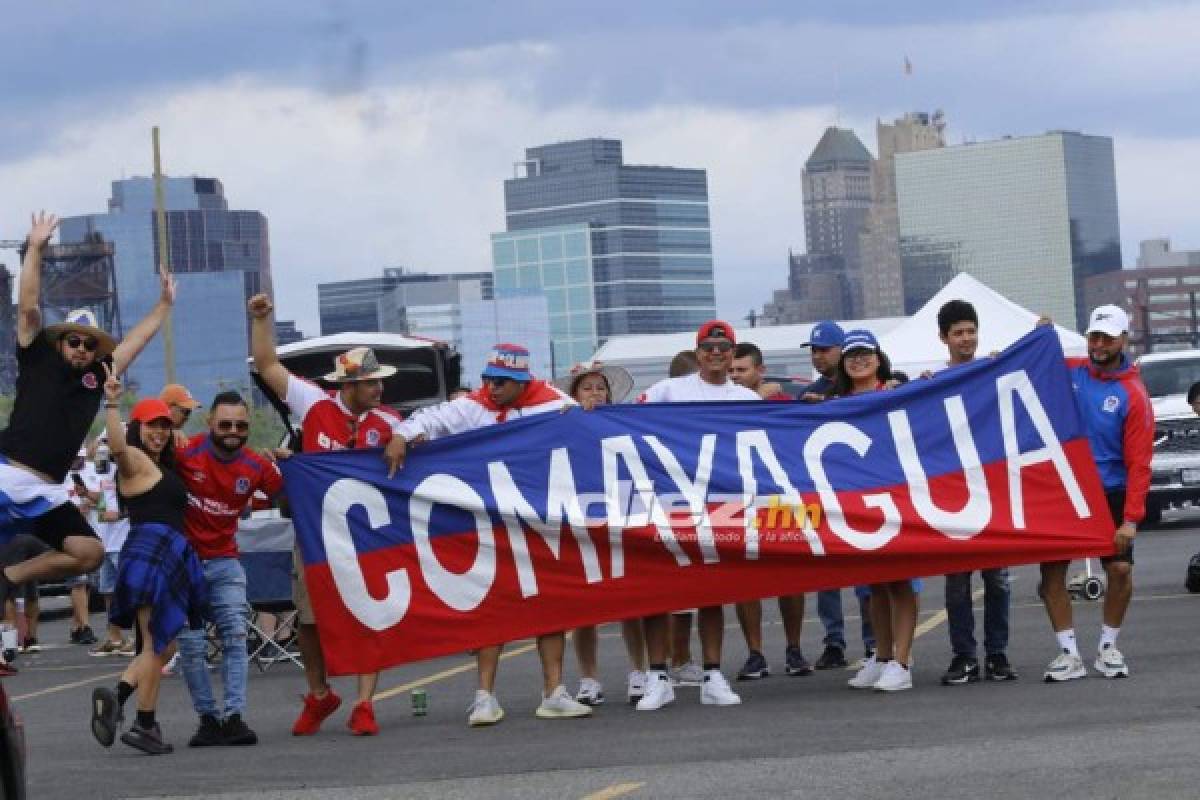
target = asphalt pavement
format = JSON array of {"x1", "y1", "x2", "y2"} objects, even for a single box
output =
[{"x1": 13, "y1": 511, "x2": 1200, "y2": 800}]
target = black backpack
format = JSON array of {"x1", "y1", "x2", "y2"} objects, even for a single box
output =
[{"x1": 1186, "y1": 553, "x2": 1200, "y2": 593}]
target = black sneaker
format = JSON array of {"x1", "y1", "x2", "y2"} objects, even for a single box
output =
[
  {"x1": 940, "y1": 654, "x2": 981, "y2": 686},
  {"x1": 736, "y1": 650, "x2": 770, "y2": 680},
  {"x1": 814, "y1": 644, "x2": 848, "y2": 670},
  {"x1": 121, "y1": 721, "x2": 174, "y2": 755},
  {"x1": 90, "y1": 687, "x2": 122, "y2": 748},
  {"x1": 784, "y1": 645, "x2": 813, "y2": 676},
  {"x1": 188, "y1": 714, "x2": 224, "y2": 747},
  {"x1": 220, "y1": 713, "x2": 259, "y2": 746},
  {"x1": 75, "y1": 625, "x2": 98, "y2": 646},
  {"x1": 985, "y1": 653, "x2": 1018, "y2": 682}
]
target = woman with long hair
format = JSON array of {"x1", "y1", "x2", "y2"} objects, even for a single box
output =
[
  {"x1": 89, "y1": 367, "x2": 207, "y2": 755},
  {"x1": 555, "y1": 362, "x2": 647, "y2": 705},
  {"x1": 831, "y1": 331, "x2": 920, "y2": 693}
]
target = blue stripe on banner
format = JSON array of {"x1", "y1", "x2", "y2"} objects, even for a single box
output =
[{"x1": 283, "y1": 326, "x2": 1086, "y2": 566}]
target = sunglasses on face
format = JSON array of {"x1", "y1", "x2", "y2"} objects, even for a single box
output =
[
  {"x1": 697, "y1": 341, "x2": 733, "y2": 353},
  {"x1": 172, "y1": 405, "x2": 192, "y2": 419},
  {"x1": 63, "y1": 334, "x2": 99, "y2": 352},
  {"x1": 215, "y1": 420, "x2": 250, "y2": 433}
]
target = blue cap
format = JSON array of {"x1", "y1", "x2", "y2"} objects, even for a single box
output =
[
  {"x1": 481, "y1": 343, "x2": 533, "y2": 382},
  {"x1": 841, "y1": 329, "x2": 879, "y2": 353},
  {"x1": 803, "y1": 320, "x2": 845, "y2": 348}
]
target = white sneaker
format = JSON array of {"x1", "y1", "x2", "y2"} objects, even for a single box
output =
[
  {"x1": 1093, "y1": 645, "x2": 1129, "y2": 679},
  {"x1": 700, "y1": 670, "x2": 742, "y2": 706},
  {"x1": 467, "y1": 690, "x2": 505, "y2": 727},
  {"x1": 626, "y1": 670, "x2": 647, "y2": 704},
  {"x1": 635, "y1": 670, "x2": 675, "y2": 711},
  {"x1": 575, "y1": 677, "x2": 605, "y2": 706},
  {"x1": 1043, "y1": 651, "x2": 1087, "y2": 682},
  {"x1": 670, "y1": 661, "x2": 704, "y2": 686},
  {"x1": 873, "y1": 660, "x2": 913, "y2": 692},
  {"x1": 848, "y1": 656, "x2": 885, "y2": 689},
  {"x1": 536, "y1": 685, "x2": 593, "y2": 719}
]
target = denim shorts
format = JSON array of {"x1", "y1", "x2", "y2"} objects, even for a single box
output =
[{"x1": 97, "y1": 552, "x2": 120, "y2": 595}]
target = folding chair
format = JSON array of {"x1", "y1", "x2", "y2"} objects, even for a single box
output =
[{"x1": 237, "y1": 517, "x2": 304, "y2": 671}]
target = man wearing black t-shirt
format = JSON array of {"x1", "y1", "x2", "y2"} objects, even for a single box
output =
[{"x1": 0, "y1": 212, "x2": 175, "y2": 602}]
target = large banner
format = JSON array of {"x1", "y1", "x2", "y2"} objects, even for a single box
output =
[{"x1": 282, "y1": 327, "x2": 1115, "y2": 674}]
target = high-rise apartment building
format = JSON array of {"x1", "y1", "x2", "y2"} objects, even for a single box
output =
[
  {"x1": 801, "y1": 127, "x2": 873, "y2": 317},
  {"x1": 896, "y1": 131, "x2": 1122, "y2": 328},
  {"x1": 493, "y1": 138, "x2": 716, "y2": 369},
  {"x1": 318, "y1": 268, "x2": 494, "y2": 335},
  {"x1": 858, "y1": 111, "x2": 946, "y2": 318},
  {"x1": 59, "y1": 177, "x2": 271, "y2": 398}
]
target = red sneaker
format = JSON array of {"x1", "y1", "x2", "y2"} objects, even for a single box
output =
[
  {"x1": 291, "y1": 689, "x2": 342, "y2": 736},
  {"x1": 347, "y1": 700, "x2": 379, "y2": 736}
]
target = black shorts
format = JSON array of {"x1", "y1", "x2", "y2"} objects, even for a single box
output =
[
  {"x1": 31, "y1": 501, "x2": 99, "y2": 552},
  {"x1": 1102, "y1": 489, "x2": 1133, "y2": 566}
]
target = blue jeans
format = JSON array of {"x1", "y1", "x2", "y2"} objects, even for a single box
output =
[
  {"x1": 817, "y1": 588, "x2": 875, "y2": 652},
  {"x1": 945, "y1": 569, "x2": 1010, "y2": 658},
  {"x1": 178, "y1": 557, "x2": 249, "y2": 718}
]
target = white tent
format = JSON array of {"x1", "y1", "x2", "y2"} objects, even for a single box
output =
[{"x1": 880, "y1": 273, "x2": 1087, "y2": 376}]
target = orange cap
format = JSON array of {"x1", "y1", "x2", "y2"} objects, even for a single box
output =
[{"x1": 160, "y1": 383, "x2": 201, "y2": 409}]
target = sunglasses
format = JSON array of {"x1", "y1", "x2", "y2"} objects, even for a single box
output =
[
  {"x1": 697, "y1": 341, "x2": 733, "y2": 353},
  {"x1": 63, "y1": 334, "x2": 99, "y2": 352},
  {"x1": 172, "y1": 405, "x2": 192, "y2": 419},
  {"x1": 215, "y1": 420, "x2": 250, "y2": 433}
]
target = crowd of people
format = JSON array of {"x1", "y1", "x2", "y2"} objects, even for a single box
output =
[{"x1": 0, "y1": 211, "x2": 1152, "y2": 754}]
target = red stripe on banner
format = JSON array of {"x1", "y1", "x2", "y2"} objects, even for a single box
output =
[{"x1": 306, "y1": 438, "x2": 1114, "y2": 675}]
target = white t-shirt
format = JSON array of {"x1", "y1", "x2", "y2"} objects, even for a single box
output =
[
  {"x1": 80, "y1": 462, "x2": 128, "y2": 554},
  {"x1": 638, "y1": 372, "x2": 761, "y2": 404}
]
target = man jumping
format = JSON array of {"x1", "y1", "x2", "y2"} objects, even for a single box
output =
[{"x1": 0, "y1": 212, "x2": 175, "y2": 603}]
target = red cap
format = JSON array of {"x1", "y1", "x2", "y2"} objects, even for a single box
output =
[
  {"x1": 130, "y1": 398, "x2": 172, "y2": 424},
  {"x1": 696, "y1": 320, "x2": 736, "y2": 345}
]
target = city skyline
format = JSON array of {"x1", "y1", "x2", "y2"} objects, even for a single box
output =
[{"x1": 1, "y1": 2, "x2": 1197, "y2": 337}]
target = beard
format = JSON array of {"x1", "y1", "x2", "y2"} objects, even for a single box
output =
[{"x1": 210, "y1": 432, "x2": 248, "y2": 455}]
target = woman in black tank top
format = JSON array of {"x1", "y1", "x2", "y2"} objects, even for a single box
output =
[{"x1": 88, "y1": 366, "x2": 207, "y2": 756}]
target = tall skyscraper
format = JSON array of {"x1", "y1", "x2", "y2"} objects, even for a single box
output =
[
  {"x1": 896, "y1": 131, "x2": 1122, "y2": 328},
  {"x1": 858, "y1": 111, "x2": 946, "y2": 318},
  {"x1": 59, "y1": 177, "x2": 271, "y2": 399},
  {"x1": 801, "y1": 127, "x2": 873, "y2": 317},
  {"x1": 318, "y1": 268, "x2": 493, "y2": 335},
  {"x1": 492, "y1": 138, "x2": 716, "y2": 370}
]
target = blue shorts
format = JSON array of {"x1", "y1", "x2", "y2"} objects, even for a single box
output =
[{"x1": 97, "y1": 552, "x2": 120, "y2": 595}]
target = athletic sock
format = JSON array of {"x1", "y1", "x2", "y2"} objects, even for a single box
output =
[
  {"x1": 116, "y1": 680, "x2": 134, "y2": 707},
  {"x1": 1055, "y1": 629, "x2": 1079, "y2": 658},
  {"x1": 702, "y1": 662, "x2": 720, "y2": 672},
  {"x1": 648, "y1": 663, "x2": 667, "y2": 673},
  {"x1": 136, "y1": 709, "x2": 155, "y2": 729},
  {"x1": 1099, "y1": 625, "x2": 1120, "y2": 651}
]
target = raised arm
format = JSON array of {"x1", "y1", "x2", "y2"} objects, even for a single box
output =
[
  {"x1": 15, "y1": 212, "x2": 59, "y2": 347},
  {"x1": 111, "y1": 263, "x2": 177, "y2": 376},
  {"x1": 248, "y1": 293, "x2": 290, "y2": 399},
  {"x1": 101, "y1": 363, "x2": 150, "y2": 484}
]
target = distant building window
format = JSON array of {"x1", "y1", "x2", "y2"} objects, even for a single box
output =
[{"x1": 493, "y1": 240, "x2": 516, "y2": 267}]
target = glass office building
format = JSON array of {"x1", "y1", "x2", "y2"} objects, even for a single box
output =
[
  {"x1": 319, "y1": 268, "x2": 494, "y2": 335},
  {"x1": 496, "y1": 139, "x2": 716, "y2": 367},
  {"x1": 896, "y1": 131, "x2": 1121, "y2": 329},
  {"x1": 58, "y1": 177, "x2": 270, "y2": 399}
]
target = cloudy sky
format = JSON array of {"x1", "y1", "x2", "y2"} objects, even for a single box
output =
[{"x1": 2, "y1": 1, "x2": 1198, "y2": 335}]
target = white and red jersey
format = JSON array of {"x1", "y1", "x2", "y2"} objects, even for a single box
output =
[
  {"x1": 396, "y1": 379, "x2": 573, "y2": 441},
  {"x1": 285, "y1": 375, "x2": 404, "y2": 453}
]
